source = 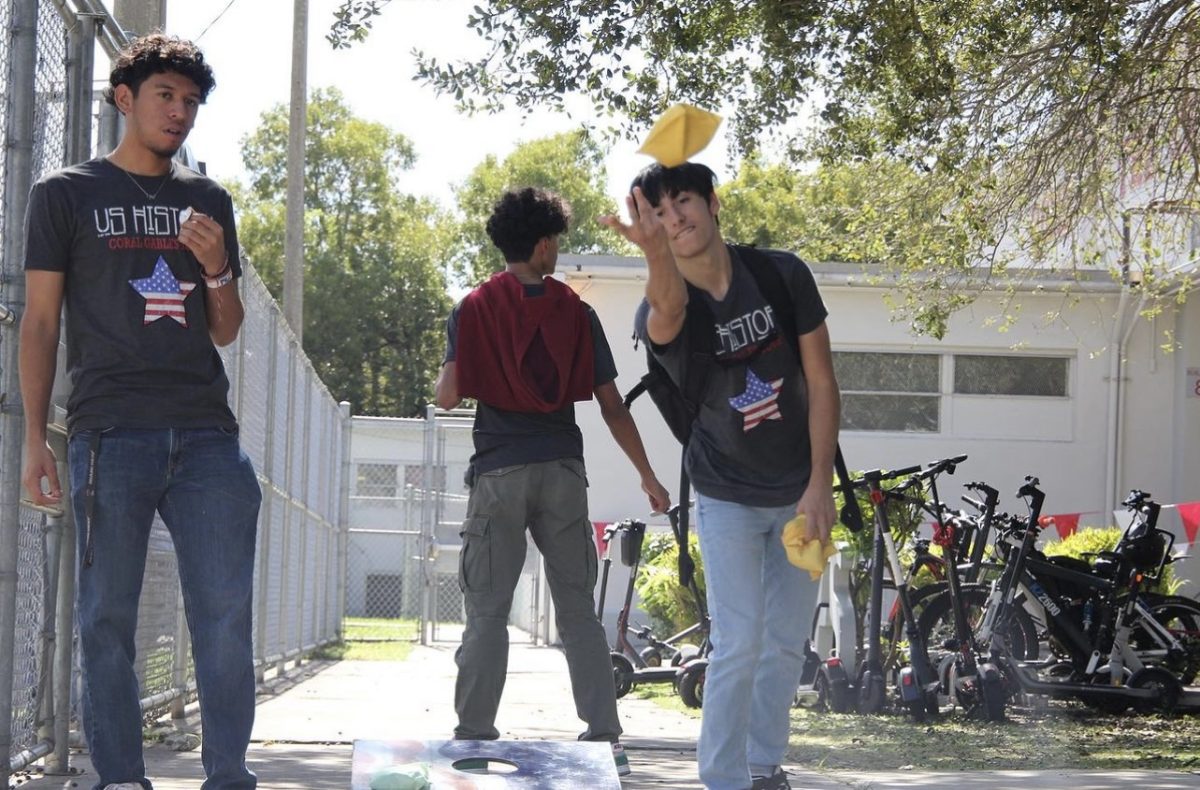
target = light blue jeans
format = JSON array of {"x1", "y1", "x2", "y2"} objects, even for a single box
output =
[
  {"x1": 695, "y1": 493, "x2": 817, "y2": 790},
  {"x1": 68, "y1": 427, "x2": 261, "y2": 790}
]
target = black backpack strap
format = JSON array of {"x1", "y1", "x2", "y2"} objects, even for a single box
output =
[
  {"x1": 834, "y1": 445, "x2": 864, "y2": 532},
  {"x1": 733, "y1": 244, "x2": 799, "y2": 356},
  {"x1": 672, "y1": 456, "x2": 695, "y2": 587},
  {"x1": 680, "y1": 282, "x2": 716, "y2": 410},
  {"x1": 621, "y1": 378, "x2": 646, "y2": 410}
]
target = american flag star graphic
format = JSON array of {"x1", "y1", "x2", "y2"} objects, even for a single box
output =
[
  {"x1": 129, "y1": 257, "x2": 195, "y2": 327},
  {"x1": 729, "y1": 368, "x2": 784, "y2": 432}
]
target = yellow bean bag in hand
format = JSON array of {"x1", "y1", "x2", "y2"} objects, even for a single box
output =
[{"x1": 781, "y1": 515, "x2": 838, "y2": 580}]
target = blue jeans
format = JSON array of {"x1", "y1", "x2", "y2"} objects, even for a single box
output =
[
  {"x1": 695, "y1": 493, "x2": 817, "y2": 790},
  {"x1": 68, "y1": 427, "x2": 261, "y2": 790}
]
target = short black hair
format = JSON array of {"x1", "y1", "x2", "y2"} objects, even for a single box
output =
[
  {"x1": 630, "y1": 162, "x2": 719, "y2": 207},
  {"x1": 104, "y1": 33, "x2": 216, "y2": 106},
  {"x1": 485, "y1": 187, "x2": 571, "y2": 263}
]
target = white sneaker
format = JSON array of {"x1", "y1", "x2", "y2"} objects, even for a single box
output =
[
  {"x1": 104, "y1": 784, "x2": 144, "y2": 789},
  {"x1": 612, "y1": 742, "x2": 631, "y2": 776}
]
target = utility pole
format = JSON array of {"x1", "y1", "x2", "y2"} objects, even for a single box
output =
[
  {"x1": 114, "y1": 0, "x2": 165, "y2": 35},
  {"x1": 283, "y1": 0, "x2": 308, "y2": 343}
]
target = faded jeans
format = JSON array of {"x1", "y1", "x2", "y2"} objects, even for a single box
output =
[
  {"x1": 453, "y1": 457, "x2": 621, "y2": 743},
  {"x1": 695, "y1": 493, "x2": 818, "y2": 790},
  {"x1": 68, "y1": 427, "x2": 261, "y2": 790}
]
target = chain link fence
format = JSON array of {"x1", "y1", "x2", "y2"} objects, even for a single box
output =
[
  {"x1": 0, "y1": 1, "x2": 349, "y2": 780},
  {"x1": 348, "y1": 413, "x2": 546, "y2": 649}
]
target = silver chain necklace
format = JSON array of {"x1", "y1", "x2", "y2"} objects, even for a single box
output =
[{"x1": 110, "y1": 158, "x2": 171, "y2": 201}]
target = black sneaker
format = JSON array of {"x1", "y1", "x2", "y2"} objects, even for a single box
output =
[{"x1": 750, "y1": 766, "x2": 791, "y2": 790}]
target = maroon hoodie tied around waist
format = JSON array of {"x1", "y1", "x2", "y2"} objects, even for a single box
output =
[{"x1": 456, "y1": 271, "x2": 595, "y2": 412}]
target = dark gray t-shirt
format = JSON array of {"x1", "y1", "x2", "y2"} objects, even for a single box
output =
[
  {"x1": 634, "y1": 247, "x2": 828, "y2": 507},
  {"x1": 444, "y1": 283, "x2": 617, "y2": 474},
  {"x1": 24, "y1": 157, "x2": 241, "y2": 435}
]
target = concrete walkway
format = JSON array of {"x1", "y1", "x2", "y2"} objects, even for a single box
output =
[{"x1": 12, "y1": 636, "x2": 1200, "y2": 789}]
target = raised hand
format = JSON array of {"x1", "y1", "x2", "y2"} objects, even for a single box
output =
[{"x1": 598, "y1": 187, "x2": 672, "y2": 260}]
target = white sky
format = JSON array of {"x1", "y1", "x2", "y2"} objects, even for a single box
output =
[{"x1": 160, "y1": 0, "x2": 735, "y2": 210}]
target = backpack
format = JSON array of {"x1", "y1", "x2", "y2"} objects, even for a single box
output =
[{"x1": 623, "y1": 245, "x2": 865, "y2": 584}]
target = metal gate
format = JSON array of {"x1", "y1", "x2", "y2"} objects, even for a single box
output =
[{"x1": 347, "y1": 408, "x2": 546, "y2": 648}]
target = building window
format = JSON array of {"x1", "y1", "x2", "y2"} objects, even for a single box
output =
[
  {"x1": 356, "y1": 463, "x2": 398, "y2": 500},
  {"x1": 953, "y1": 355, "x2": 1069, "y2": 397},
  {"x1": 834, "y1": 351, "x2": 940, "y2": 432}
]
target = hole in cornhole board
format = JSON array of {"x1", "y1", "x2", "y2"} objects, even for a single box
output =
[{"x1": 453, "y1": 757, "x2": 520, "y2": 775}]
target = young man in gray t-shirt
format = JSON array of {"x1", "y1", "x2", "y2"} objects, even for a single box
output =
[
  {"x1": 20, "y1": 34, "x2": 260, "y2": 790},
  {"x1": 604, "y1": 162, "x2": 840, "y2": 790}
]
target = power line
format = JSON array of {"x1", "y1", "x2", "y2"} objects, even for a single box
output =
[{"x1": 196, "y1": 0, "x2": 241, "y2": 42}]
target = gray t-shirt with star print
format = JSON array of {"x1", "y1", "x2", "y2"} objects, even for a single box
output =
[
  {"x1": 634, "y1": 246, "x2": 828, "y2": 507},
  {"x1": 24, "y1": 157, "x2": 242, "y2": 435}
]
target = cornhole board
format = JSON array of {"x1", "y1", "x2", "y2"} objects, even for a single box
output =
[{"x1": 350, "y1": 739, "x2": 621, "y2": 789}]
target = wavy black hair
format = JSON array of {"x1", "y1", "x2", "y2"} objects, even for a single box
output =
[
  {"x1": 104, "y1": 33, "x2": 216, "y2": 106},
  {"x1": 485, "y1": 187, "x2": 572, "y2": 263},
  {"x1": 630, "y1": 162, "x2": 719, "y2": 207}
]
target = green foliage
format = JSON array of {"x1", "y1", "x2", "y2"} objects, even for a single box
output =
[
  {"x1": 1044, "y1": 526, "x2": 1181, "y2": 594},
  {"x1": 1042, "y1": 526, "x2": 1123, "y2": 560},
  {"x1": 451, "y1": 130, "x2": 630, "y2": 286},
  {"x1": 235, "y1": 88, "x2": 452, "y2": 417},
  {"x1": 721, "y1": 155, "x2": 986, "y2": 338},
  {"x1": 332, "y1": 0, "x2": 1200, "y2": 337},
  {"x1": 632, "y1": 531, "x2": 706, "y2": 640}
]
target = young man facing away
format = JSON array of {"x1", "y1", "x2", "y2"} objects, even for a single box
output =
[
  {"x1": 601, "y1": 163, "x2": 840, "y2": 790},
  {"x1": 20, "y1": 34, "x2": 260, "y2": 790},
  {"x1": 435, "y1": 186, "x2": 671, "y2": 776}
]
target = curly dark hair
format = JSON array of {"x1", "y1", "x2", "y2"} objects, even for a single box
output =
[
  {"x1": 104, "y1": 33, "x2": 216, "y2": 106},
  {"x1": 485, "y1": 187, "x2": 572, "y2": 263},
  {"x1": 631, "y1": 162, "x2": 718, "y2": 207}
]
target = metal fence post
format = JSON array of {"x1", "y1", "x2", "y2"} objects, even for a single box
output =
[
  {"x1": 0, "y1": 1, "x2": 41, "y2": 782},
  {"x1": 254, "y1": 310, "x2": 279, "y2": 682},
  {"x1": 46, "y1": 442, "x2": 73, "y2": 774},
  {"x1": 337, "y1": 401, "x2": 351, "y2": 640},
  {"x1": 295, "y1": 378, "x2": 310, "y2": 661},
  {"x1": 276, "y1": 349, "x2": 297, "y2": 674},
  {"x1": 420, "y1": 406, "x2": 437, "y2": 644},
  {"x1": 168, "y1": 587, "x2": 190, "y2": 720}
]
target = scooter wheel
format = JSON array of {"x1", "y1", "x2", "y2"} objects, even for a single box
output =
[
  {"x1": 611, "y1": 653, "x2": 635, "y2": 698},
  {"x1": 924, "y1": 688, "x2": 940, "y2": 717},
  {"x1": 857, "y1": 670, "x2": 886, "y2": 715},
  {"x1": 640, "y1": 646, "x2": 663, "y2": 667},
  {"x1": 816, "y1": 663, "x2": 851, "y2": 714},
  {"x1": 678, "y1": 659, "x2": 707, "y2": 709},
  {"x1": 671, "y1": 643, "x2": 701, "y2": 668},
  {"x1": 980, "y1": 673, "x2": 1006, "y2": 722},
  {"x1": 1128, "y1": 666, "x2": 1182, "y2": 714}
]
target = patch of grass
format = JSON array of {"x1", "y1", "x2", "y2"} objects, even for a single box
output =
[
  {"x1": 628, "y1": 681, "x2": 702, "y2": 716},
  {"x1": 308, "y1": 617, "x2": 419, "y2": 661},
  {"x1": 343, "y1": 616, "x2": 419, "y2": 641},
  {"x1": 311, "y1": 639, "x2": 416, "y2": 661},
  {"x1": 632, "y1": 686, "x2": 1200, "y2": 770},
  {"x1": 786, "y1": 704, "x2": 1200, "y2": 771}
]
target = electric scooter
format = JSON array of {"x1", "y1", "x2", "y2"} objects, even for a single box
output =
[{"x1": 601, "y1": 505, "x2": 710, "y2": 704}]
